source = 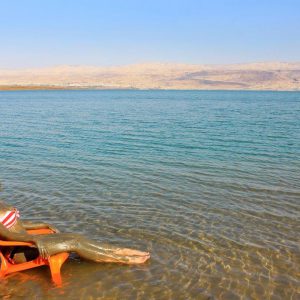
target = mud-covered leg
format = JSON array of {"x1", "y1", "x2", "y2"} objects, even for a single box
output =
[
  {"x1": 34, "y1": 233, "x2": 150, "y2": 264},
  {"x1": 74, "y1": 239, "x2": 150, "y2": 264}
]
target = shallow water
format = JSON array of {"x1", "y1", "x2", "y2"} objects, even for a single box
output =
[{"x1": 0, "y1": 90, "x2": 299, "y2": 299}]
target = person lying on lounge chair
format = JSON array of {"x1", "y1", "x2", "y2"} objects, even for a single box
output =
[{"x1": 0, "y1": 201, "x2": 150, "y2": 264}]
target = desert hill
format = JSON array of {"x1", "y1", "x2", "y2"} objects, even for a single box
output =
[{"x1": 0, "y1": 62, "x2": 299, "y2": 90}]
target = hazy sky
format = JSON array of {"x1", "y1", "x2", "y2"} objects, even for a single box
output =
[{"x1": 1, "y1": 0, "x2": 299, "y2": 68}]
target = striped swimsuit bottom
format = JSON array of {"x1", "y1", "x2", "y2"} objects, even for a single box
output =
[{"x1": 0, "y1": 208, "x2": 20, "y2": 229}]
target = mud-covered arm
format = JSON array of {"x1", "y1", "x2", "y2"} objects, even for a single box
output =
[
  {"x1": 20, "y1": 220, "x2": 59, "y2": 232},
  {"x1": 0, "y1": 223, "x2": 35, "y2": 242}
]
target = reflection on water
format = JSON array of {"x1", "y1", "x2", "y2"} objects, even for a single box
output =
[{"x1": 0, "y1": 90, "x2": 299, "y2": 299}]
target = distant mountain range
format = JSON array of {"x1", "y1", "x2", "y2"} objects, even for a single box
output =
[{"x1": 1, "y1": 62, "x2": 300, "y2": 90}]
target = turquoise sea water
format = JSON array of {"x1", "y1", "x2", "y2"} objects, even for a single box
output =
[{"x1": 0, "y1": 90, "x2": 299, "y2": 299}]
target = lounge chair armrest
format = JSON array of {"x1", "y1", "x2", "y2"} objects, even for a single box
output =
[{"x1": 0, "y1": 241, "x2": 33, "y2": 246}]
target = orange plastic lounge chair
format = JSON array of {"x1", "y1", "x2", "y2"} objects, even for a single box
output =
[{"x1": 0, "y1": 228, "x2": 69, "y2": 285}]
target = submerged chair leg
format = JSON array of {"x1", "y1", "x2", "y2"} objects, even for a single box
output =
[
  {"x1": 0, "y1": 252, "x2": 8, "y2": 277},
  {"x1": 48, "y1": 253, "x2": 69, "y2": 285}
]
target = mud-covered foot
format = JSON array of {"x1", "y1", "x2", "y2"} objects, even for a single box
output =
[
  {"x1": 113, "y1": 248, "x2": 150, "y2": 264},
  {"x1": 114, "y1": 248, "x2": 150, "y2": 257},
  {"x1": 122, "y1": 253, "x2": 150, "y2": 264}
]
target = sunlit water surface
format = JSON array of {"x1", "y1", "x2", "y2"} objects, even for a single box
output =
[{"x1": 0, "y1": 90, "x2": 299, "y2": 299}]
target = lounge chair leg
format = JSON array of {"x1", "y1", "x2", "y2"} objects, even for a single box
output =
[
  {"x1": 48, "y1": 253, "x2": 69, "y2": 286},
  {"x1": 0, "y1": 252, "x2": 8, "y2": 278}
]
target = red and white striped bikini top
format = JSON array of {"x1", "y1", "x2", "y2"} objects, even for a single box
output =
[{"x1": 0, "y1": 208, "x2": 20, "y2": 229}]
